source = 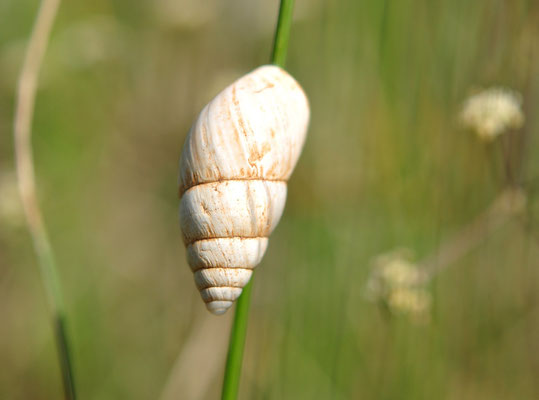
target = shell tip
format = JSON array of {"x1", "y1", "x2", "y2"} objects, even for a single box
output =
[{"x1": 206, "y1": 300, "x2": 234, "y2": 315}]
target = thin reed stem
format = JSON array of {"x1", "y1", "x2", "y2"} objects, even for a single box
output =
[
  {"x1": 221, "y1": 1, "x2": 296, "y2": 399},
  {"x1": 221, "y1": 280, "x2": 253, "y2": 400},
  {"x1": 271, "y1": 0, "x2": 296, "y2": 68},
  {"x1": 13, "y1": 0, "x2": 76, "y2": 398},
  {"x1": 417, "y1": 187, "x2": 526, "y2": 284}
]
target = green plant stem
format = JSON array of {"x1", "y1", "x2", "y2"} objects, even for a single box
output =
[
  {"x1": 221, "y1": 279, "x2": 253, "y2": 400},
  {"x1": 271, "y1": 0, "x2": 296, "y2": 68},
  {"x1": 13, "y1": 0, "x2": 76, "y2": 398},
  {"x1": 221, "y1": 1, "x2": 296, "y2": 399}
]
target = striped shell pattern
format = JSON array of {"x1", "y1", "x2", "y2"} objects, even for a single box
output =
[{"x1": 178, "y1": 65, "x2": 309, "y2": 314}]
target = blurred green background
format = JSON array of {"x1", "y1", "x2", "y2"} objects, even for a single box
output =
[{"x1": 1, "y1": 0, "x2": 539, "y2": 398}]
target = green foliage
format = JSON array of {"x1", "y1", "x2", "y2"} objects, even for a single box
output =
[{"x1": 1, "y1": 0, "x2": 538, "y2": 399}]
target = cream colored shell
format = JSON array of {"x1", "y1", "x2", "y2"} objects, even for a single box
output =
[{"x1": 178, "y1": 65, "x2": 309, "y2": 315}]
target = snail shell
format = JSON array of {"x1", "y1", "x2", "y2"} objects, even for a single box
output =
[{"x1": 178, "y1": 65, "x2": 309, "y2": 315}]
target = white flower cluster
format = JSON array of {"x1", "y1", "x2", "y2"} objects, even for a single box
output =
[
  {"x1": 365, "y1": 248, "x2": 431, "y2": 322},
  {"x1": 460, "y1": 87, "x2": 524, "y2": 141}
]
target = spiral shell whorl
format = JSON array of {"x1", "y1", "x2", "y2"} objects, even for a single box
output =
[{"x1": 179, "y1": 65, "x2": 309, "y2": 314}]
